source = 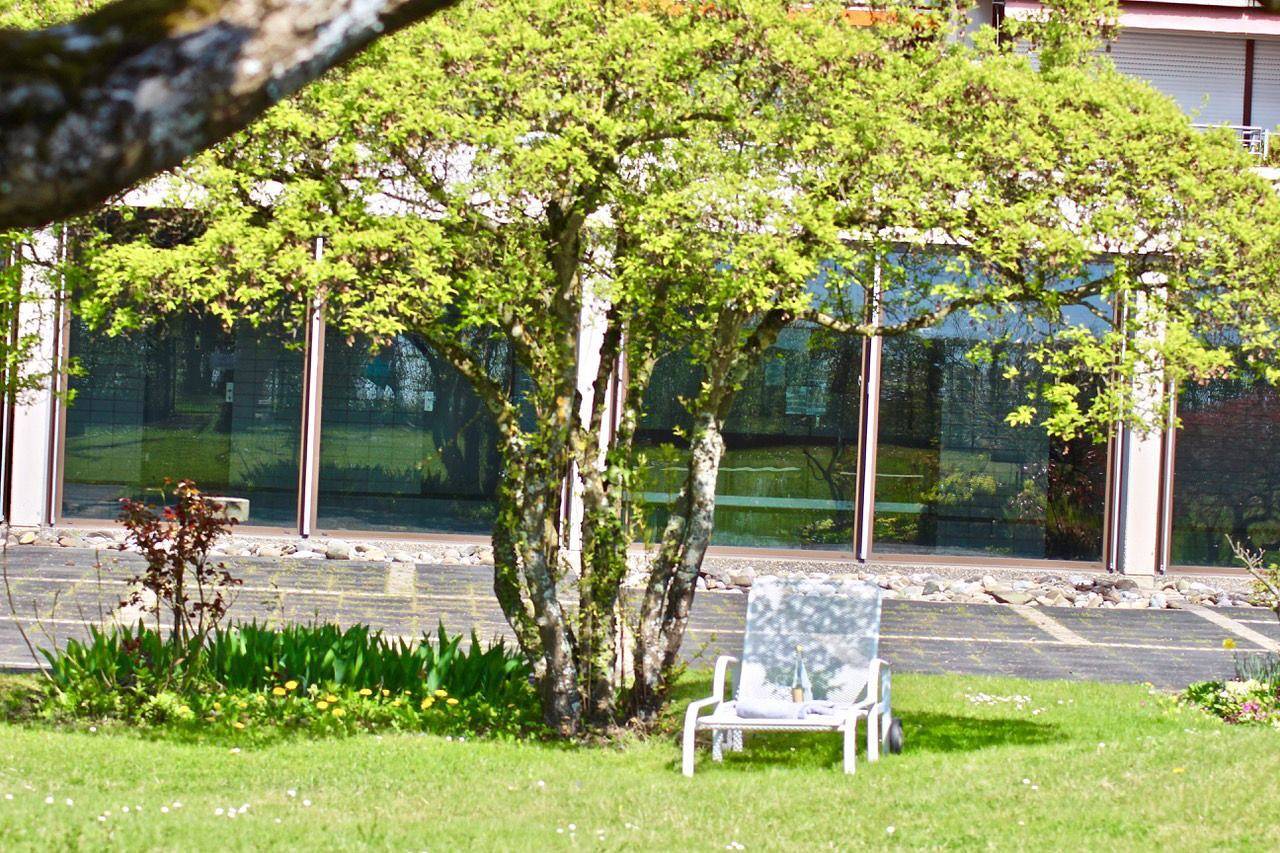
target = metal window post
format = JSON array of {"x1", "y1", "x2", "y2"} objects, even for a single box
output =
[
  {"x1": 295, "y1": 238, "x2": 326, "y2": 537},
  {"x1": 1105, "y1": 282, "x2": 1168, "y2": 584},
  {"x1": 853, "y1": 260, "x2": 883, "y2": 563},
  {"x1": 7, "y1": 229, "x2": 67, "y2": 528}
]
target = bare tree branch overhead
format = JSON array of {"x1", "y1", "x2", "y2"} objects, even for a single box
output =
[{"x1": 0, "y1": 0, "x2": 460, "y2": 229}]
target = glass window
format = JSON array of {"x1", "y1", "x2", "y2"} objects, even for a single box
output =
[
  {"x1": 872, "y1": 257, "x2": 1109, "y2": 561},
  {"x1": 638, "y1": 322, "x2": 862, "y2": 551},
  {"x1": 315, "y1": 332, "x2": 507, "y2": 534},
  {"x1": 1170, "y1": 380, "x2": 1280, "y2": 567},
  {"x1": 63, "y1": 315, "x2": 303, "y2": 524}
]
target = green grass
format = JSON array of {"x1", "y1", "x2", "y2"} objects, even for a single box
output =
[{"x1": 0, "y1": 672, "x2": 1276, "y2": 850}]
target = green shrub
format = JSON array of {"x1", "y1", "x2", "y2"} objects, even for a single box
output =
[
  {"x1": 28, "y1": 623, "x2": 541, "y2": 741},
  {"x1": 1182, "y1": 673, "x2": 1280, "y2": 728}
]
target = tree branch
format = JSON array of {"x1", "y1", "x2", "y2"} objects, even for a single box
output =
[{"x1": 0, "y1": 0, "x2": 460, "y2": 229}]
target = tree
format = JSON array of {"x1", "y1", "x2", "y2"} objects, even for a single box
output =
[
  {"x1": 81, "y1": 0, "x2": 1280, "y2": 735},
  {"x1": 83, "y1": 0, "x2": 898, "y2": 733},
  {"x1": 0, "y1": 0, "x2": 462, "y2": 229}
]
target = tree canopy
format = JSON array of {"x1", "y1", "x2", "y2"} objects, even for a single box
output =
[{"x1": 79, "y1": 0, "x2": 1280, "y2": 733}]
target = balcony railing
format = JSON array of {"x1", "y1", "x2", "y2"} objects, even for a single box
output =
[{"x1": 1192, "y1": 124, "x2": 1272, "y2": 158}]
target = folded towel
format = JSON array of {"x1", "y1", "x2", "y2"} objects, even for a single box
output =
[
  {"x1": 735, "y1": 699, "x2": 803, "y2": 719},
  {"x1": 735, "y1": 698, "x2": 843, "y2": 720}
]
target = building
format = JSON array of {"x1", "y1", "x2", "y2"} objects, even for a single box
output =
[{"x1": 3, "y1": 3, "x2": 1279, "y2": 578}]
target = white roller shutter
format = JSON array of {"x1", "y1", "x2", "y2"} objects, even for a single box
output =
[
  {"x1": 1253, "y1": 39, "x2": 1280, "y2": 133},
  {"x1": 1107, "y1": 31, "x2": 1246, "y2": 126}
]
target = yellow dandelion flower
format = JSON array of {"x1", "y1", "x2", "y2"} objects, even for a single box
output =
[
  {"x1": 1223, "y1": 638, "x2": 1237, "y2": 650},
  {"x1": 316, "y1": 700, "x2": 330, "y2": 710},
  {"x1": 434, "y1": 689, "x2": 448, "y2": 698},
  {"x1": 285, "y1": 680, "x2": 299, "y2": 691},
  {"x1": 446, "y1": 698, "x2": 459, "y2": 706},
  {"x1": 212, "y1": 702, "x2": 222, "y2": 711},
  {"x1": 420, "y1": 697, "x2": 435, "y2": 710},
  {"x1": 358, "y1": 688, "x2": 373, "y2": 696},
  {"x1": 332, "y1": 707, "x2": 346, "y2": 718},
  {"x1": 272, "y1": 687, "x2": 287, "y2": 697},
  {"x1": 233, "y1": 721, "x2": 245, "y2": 730},
  {"x1": 381, "y1": 689, "x2": 390, "y2": 697},
  {"x1": 325, "y1": 694, "x2": 338, "y2": 703}
]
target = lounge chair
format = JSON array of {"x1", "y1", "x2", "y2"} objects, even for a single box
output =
[{"x1": 682, "y1": 575, "x2": 903, "y2": 776}]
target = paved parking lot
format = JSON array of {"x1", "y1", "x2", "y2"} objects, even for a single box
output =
[{"x1": 1, "y1": 547, "x2": 1273, "y2": 690}]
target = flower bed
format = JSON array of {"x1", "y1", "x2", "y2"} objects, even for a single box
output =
[
  {"x1": 12, "y1": 623, "x2": 542, "y2": 742},
  {"x1": 1182, "y1": 653, "x2": 1280, "y2": 729}
]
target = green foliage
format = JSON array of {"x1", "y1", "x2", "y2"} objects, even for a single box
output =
[
  {"x1": 32, "y1": 623, "x2": 540, "y2": 740},
  {"x1": 923, "y1": 471, "x2": 999, "y2": 507},
  {"x1": 73, "y1": 0, "x2": 1280, "y2": 730},
  {"x1": 200, "y1": 622, "x2": 531, "y2": 700}
]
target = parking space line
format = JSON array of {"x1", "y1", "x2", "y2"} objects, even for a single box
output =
[
  {"x1": 1183, "y1": 603, "x2": 1280, "y2": 653},
  {"x1": 1008, "y1": 604, "x2": 1091, "y2": 646}
]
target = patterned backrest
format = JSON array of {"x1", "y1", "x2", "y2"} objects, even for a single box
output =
[{"x1": 736, "y1": 576, "x2": 882, "y2": 704}]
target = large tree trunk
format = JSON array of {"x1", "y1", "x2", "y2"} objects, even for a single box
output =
[
  {"x1": 0, "y1": 0, "x2": 460, "y2": 229},
  {"x1": 574, "y1": 356, "x2": 653, "y2": 726},
  {"x1": 628, "y1": 309, "x2": 791, "y2": 723},
  {"x1": 491, "y1": 434, "x2": 581, "y2": 735},
  {"x1": 576, "y1": 471, "x2": 627, "y2": 725},
  {"x1": 490, "y1": 468, "x2": 544, "y2": 671},
  {"x1": 630, "y1": 412, "x2": 724, "y2": 720}
]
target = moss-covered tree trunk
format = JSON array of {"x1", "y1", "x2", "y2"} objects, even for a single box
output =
[{"x1": 629, "y1": 309, "x2": 791, "y2": 722}]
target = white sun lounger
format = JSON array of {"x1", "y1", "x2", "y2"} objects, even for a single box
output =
[{"x1": 682, "y1": 575, "x2": 901, "y2": 776}]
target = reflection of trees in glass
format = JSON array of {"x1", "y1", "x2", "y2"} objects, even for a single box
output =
[
  {"x1": 637, "y1": 323, "x2": 860, "y2": 549},
  {"x1": 1173, "y1": 382, "x2": 1280, "y2": 566},
  {"x1": 316, "y1": 331, "x2": 509, "y2": 532},
  {"x1": 875, "y1": 327, "x2": 1105, "y2": 561},
  {"x1": 63, "y1": 314, "x2": 303, "y2": 523}
]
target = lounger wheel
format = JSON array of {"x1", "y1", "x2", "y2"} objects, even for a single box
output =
[{"x1": 884, "y1": 716, "x2": 904, "y2": 754}]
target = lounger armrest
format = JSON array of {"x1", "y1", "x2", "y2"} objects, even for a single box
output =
[
  {"x1": 868, "y1": 658, "x2": 892, "y2": 715},
  {"x1": 711, "y1": 655, "x2": 738, "y2": 702},
  {"x1": 682, "y1": 655, "x2": 739, "y2": 731}
]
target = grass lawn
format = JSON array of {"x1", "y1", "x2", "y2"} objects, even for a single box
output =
[{"x1": 0, "y1": 672, "x2": 1276, "y2": 851}]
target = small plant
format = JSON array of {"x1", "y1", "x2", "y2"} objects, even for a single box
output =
[
  {"x1": 1235, "y1": 652, "x2": 1280, "y2": 685},
  {"x1": 117, "y1": 479, "x2": 240, "y2": 685},
  {"x1": 1227, "y1": 537, "x2": 1280, "y2": 624}
]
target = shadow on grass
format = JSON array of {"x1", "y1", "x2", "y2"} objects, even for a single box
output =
[
  {"x1": 669, "y1": 670, "x2": 1066, "y2": 771},
  {"x1": 692, "y1": 712, "x2": 1063, "y2": 772},
  {"x1": 900, "y1": 710, "x2": 1063, "y2": 753}
]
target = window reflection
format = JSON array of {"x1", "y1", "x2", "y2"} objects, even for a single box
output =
[
  {"x1": 638, "y1": 322, "x2": 861, "y2": 550},
  {"x1": 315, "y1": 332, "x2": 507, "y2": 533},
  {"x1": 63, "y1": 315, "x2": 303, "y2": 524},
  {"x1": 872, "y1": 255, "x2": 1108, "y2": 561},
  {"x1": 874, "y1": 324, "x2": 1106, "y2": 560},
  {"x1": 1171, "y1": 380, "x2": 1280, "y2": 567}
]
